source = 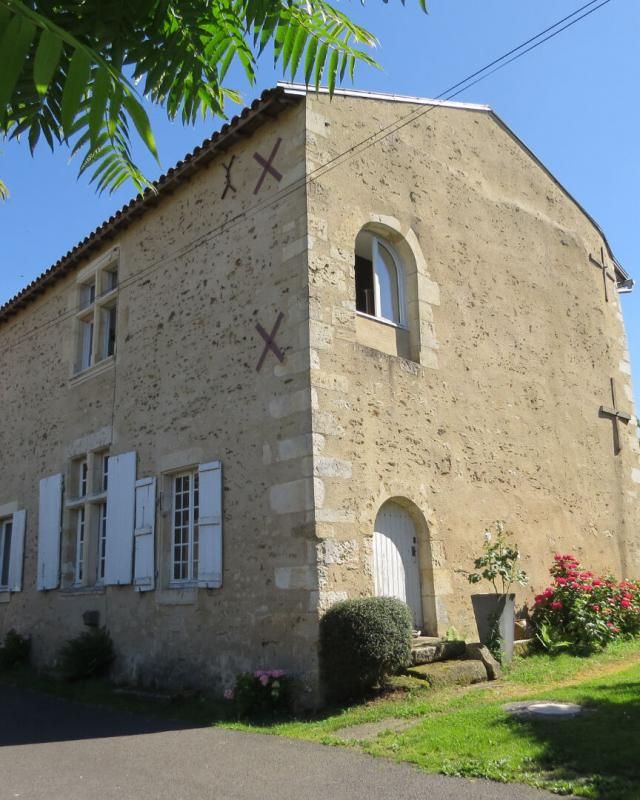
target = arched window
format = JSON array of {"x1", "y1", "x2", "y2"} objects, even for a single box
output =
[{"x1": 354, "y1": 230, "x2": 406, "y2": 326}]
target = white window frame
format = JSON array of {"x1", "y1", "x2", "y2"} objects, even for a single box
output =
[
  {"x1": 355, "y1": 232, "x2": 407, "y2": 328},
  {"x1": 97, "y1": 502, "x2": 108, "y2": 584},
  {"x1": 74, "y1": 507, "x2": 86, "y2": 585},
  {"x1": 66, "y1": 449, "x2": 110, "y2": 587},
  {"x1": 74, "y1": 248, "x2": 119, "y2": 375},
  {"x1": 170, "y1": 470, "x2": 200, "y2": 585},
  {"x1": 0, "y1": 518, "x2": 13, "y2": 590}
]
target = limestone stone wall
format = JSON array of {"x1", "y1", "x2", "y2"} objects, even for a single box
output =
[
  {"x1": 0, "y1": 100, "x2": 323, "y2": 696},
  {"x1": 2, "y1": 89, "x2": 639, "y2": 691},
  {"x1": 305, "y1": 93, "x2": 640, "y2": 637}
]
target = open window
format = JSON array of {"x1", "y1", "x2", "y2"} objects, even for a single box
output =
[{"x1": 355, "y1": 230, "x2": 406, "y2": 327}]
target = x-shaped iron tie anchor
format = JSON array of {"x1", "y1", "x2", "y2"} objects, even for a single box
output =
[
  {"x1": 256, "y1": 312, "x2": 285, "y2": 371},
  {"x1": 253, "y1": 138, "x2": 283, "y2": 194}
]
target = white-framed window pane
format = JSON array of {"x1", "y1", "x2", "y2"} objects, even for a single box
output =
[
  {"x1": 375, "y1": 241, "x2": 400, "y2": 323},
  {"x1": 100, "y1": 306, "x2": 117, "y2": 359},
  {"x1": 80, "y1": 281, "x2": 96, "y2": 309},
  {"x1": 79, "y1": 460, "x2": 88, "y2": 497},
  {"x1": 0, "y1": 520, "x2": 12, "y2": 587},
  {"x1": 79, "y1": 319, "x2": 94, "y2": 370},
  {"x1": 102, "y1": 267, "x2": 118, "y2": 294},
  {"x1": 75, "y1": 508, "x2": 85, "y2": 583},
  {"x1": 97, "y1": 503, "x2": 107, "y2": 582},
  {"x1": 173, "y1": 474, "x2": 191, "y2": 581},
  {"x1": 102, "y1": 455, "x2": 109, "y2": 493},
  {"x1": 172, "y1": 472, "x2": 199, "y2": 582}
]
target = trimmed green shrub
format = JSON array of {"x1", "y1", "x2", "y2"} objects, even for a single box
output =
[
  {"x1": 0, "y1": 629, "x2": 31, "y2": 670},
  {"x1": 320, "y1": 596, "x2": 412, "y2": 701},
  {"x1": 58, "y1": 627, "x2": 115, "y2": 680}
]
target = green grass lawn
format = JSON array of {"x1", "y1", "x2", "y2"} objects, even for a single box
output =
[
  {"x1": 228, "y1": 640, "x2": 640, "y2": 800},
  {"x1": 2, "y1": 641, "x2": 639, "y2": 798}
]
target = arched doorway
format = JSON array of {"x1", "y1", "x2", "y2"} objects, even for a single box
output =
[{"x1": 373, "y1": 501, "x2": 423, "y2": 629}]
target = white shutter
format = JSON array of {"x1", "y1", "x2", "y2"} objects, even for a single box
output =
[
  {"x1": 8, "y1": 509, "x2": 26, "y2": 592},
  {"x1": 37, "y1": 474, "x2": 63, "y2": 590},
  {"x1": 104, "y1": 451, "x2": 136, "y2": 586},
  {"x1": 197, "y1": 461, "x2": 223, "y2": 588},
  {"x1": 133, "y1": 477, "x2": 156, "y2": 592}
]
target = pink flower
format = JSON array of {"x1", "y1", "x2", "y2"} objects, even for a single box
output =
[
  {"x1": 259, "y1": 674, "x2": 270, "y2": 686},
  {"x1": 551, "y1": 601, "x2": 563, "y2": 610},
  {"x1": 223, "y1": 688, "x2": 235, "y2": 701},
  {"x1": 269, "y1": 670, "x2": 285, "y2": 679}
]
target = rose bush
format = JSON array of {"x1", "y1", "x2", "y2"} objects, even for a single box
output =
[{"x1": 532, "y1": 554, "x2": 640, "y2": 654}]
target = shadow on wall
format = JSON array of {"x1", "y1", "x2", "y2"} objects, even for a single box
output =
[
  {"x1": 500, "y1": 678, "x2": 640, "y2": 798},
  {"x1": 0, "y1": 685, "x2": 206, "y2": 747}
]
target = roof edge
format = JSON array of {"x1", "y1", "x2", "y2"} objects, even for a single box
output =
[
  {"x1": 0, "y1": 86, "x2": 300, "y2": 324},
  {"x1": 1, "y1": 83, "x2": 631, "y2": 326},
  {"x1": 487, "y1": 109, "x2": 630, "y2": 284},
  {"x1": 278, "y1": 81, "x2": 491, "y2": 113},
  {"x1": 282, "y1": 82, "x2": 630, "y2": 284}
]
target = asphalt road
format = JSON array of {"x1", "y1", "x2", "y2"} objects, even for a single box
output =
[{"x1": 0, "y1": 686, "x2": 556, "y2": 800}]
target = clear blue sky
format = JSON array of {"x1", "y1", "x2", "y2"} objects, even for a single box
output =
[{"x1": 1, "y1": 0, "x2": 638, "y2": 408}]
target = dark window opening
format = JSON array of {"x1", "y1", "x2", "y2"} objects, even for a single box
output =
[
  {"x1": 1, "y1": 522, "x2": 12, "y2": 586},
  {"x1": 355, "y1": 255, "x2": 375, "y2": 316}
]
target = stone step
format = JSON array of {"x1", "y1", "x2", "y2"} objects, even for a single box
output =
[
  {"x1": 411, "y1": 638, "x2": 466, "y2": 666},
  {"x1": 407, "y1": 659, "x2": 488, "y2": 688}
]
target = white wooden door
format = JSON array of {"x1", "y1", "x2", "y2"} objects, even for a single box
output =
[{"x1": 374, "y1": 502, "x2": 423, "y2": 628}]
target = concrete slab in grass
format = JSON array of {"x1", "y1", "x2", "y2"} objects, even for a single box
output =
[
  {"x1": 333, "y1": 718, "x2": 417, "y2": 741},
  {"x1": 407, "y1": 659, "x2": 488, "y2": 688}
]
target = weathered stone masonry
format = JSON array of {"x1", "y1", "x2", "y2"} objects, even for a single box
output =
[{"x1": 1, "y1": 85, "x2": 639, "y2": 697}]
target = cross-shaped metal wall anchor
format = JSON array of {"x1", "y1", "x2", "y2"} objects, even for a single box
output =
[
  {"x1": 255, "y1": 311, "x2": 285, "y2": 371},
  {"x1": 253, "y1": 138, "x2": 283, "y2": 194},
  {"x1": 221, "y1": 154, "x2": 237, "y2": 199},
  {"x1": 589, "y1": 247, "x2": 617, "y2": 303},
  {"x1": 599, "y1": 377, "x2": 631, "y2": 455}
]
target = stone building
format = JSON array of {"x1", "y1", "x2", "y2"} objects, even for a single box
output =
[{"x1": 1, "y1": 84, "x2": 639, "y2": 697}]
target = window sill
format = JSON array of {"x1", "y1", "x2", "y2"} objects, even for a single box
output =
[
  {"x1": 70, "y1": 356, "x2": 115, "y2": 387},
  {"x1": 356, "y1": 311, "x2": 408, "y2": 331},
  {"x1": 60, "y1": 586, "x2": 106, "y2": 597},
  {"x1": 156, "y1": 586, "x2": 197, "y2": 605}
]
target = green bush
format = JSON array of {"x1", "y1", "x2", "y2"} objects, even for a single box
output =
[
  {"x1": 227, "y1": 670, "x2": 293, "y2": 719},
  {"x1": 58, "y1": 627, "x2": 115, "y2": 680},
  {"x1": 320, "y1": 596, "x2": 413, "y2": 701},
  {"x1": 0, "y1": 629, "x2": 31, "y2": 670}
]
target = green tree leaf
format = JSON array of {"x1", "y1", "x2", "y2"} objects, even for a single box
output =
[
  {"x1": 1, "y1": 0, "x2": 410, "y2": 193},
  {"x1": 0, "y1": 13, "x2": 36, "y2": 110},
  {"x1": 122, "y1": 94, "x2": 159, "y2": 161},
  {"x1": 61, "y1": 49, "x2": 92, "y2": 136},
  {"x1": 33, "y1": 29, "x2": 63, "y2": 96}
]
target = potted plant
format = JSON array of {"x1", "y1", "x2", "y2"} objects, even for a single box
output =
[{"x1": 463, "y1": 522, "x2": 528, "y2": 663}]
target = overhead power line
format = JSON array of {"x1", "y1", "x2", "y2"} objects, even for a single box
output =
[{"x1": 0, "y1": 0, "x2": 615, "y2": 356}]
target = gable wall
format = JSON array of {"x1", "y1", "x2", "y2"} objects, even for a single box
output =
[
  {"x1": 305, "y1": 93, "x2": 640, "y2": 635},
  {"x1": 0, "y1": 101, "x2": 322, "y2": 693}
]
